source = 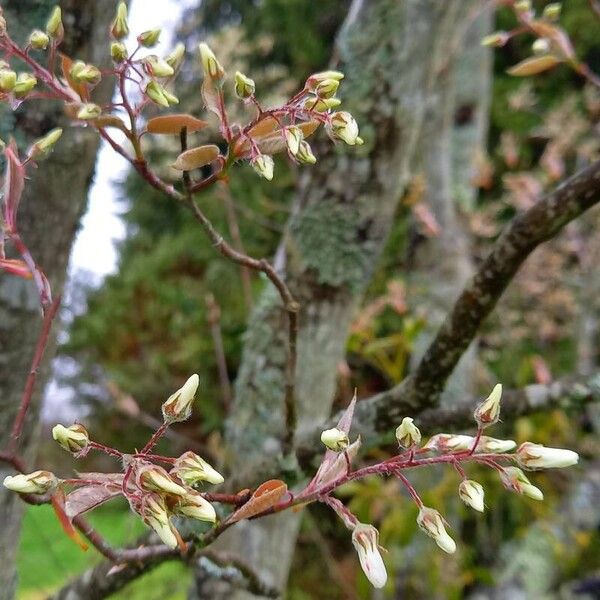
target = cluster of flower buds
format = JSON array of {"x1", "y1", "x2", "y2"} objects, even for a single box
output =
[{"x1": 0, "y1": 62, "x2": 37, "y2": 98}]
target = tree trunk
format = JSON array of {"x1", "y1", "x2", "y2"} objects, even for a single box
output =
[
  {"x1": 190, "y1": 2, "x2": 475, "y2": 597},
  {"x1": 0, "y1": 2, "x2": 116, "y2": 597}
]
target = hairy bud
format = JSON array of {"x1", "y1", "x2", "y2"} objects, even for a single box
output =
[
  {"x1": 352, "y1": 524, "x2": 387, "y2": 589},
  {"x1": 0, "y1": 69, "x2": 17, "y2": 92},
  {"x1": 473, "y1": 383, "x2": 502, "y2": 427},
  {"x1": 416, "y1": 507, "x2": 456, "y2": 554},
  {"x1": 321, "y1": 427, "x2": 350, "y2": 452},
  {"x1": 395, "y1": 417, "x2": 421, "y2": 448},
  {"x1": 458, "y1": 480, "x2": 485, "y2": 512},
  {"x1": 234, "y1": 71, "x2": 255, "y2": 99},
  {"x1": 52, "y1": 422, "x2": 88, "y2": 453},
  {"x1": 13, "y1": 73, "x2": 37, "y2": 97},
  {"x1": 46, "y1": 6, "x2": 63, "y2": 39},
  {"x1": 76, "y1": 103, "x2": 102, "y2": 120},
  {"x1": 111, "y1": 2, "x2": 129, "y2": 40},
  {"x1": 199, "y1": 42, "x2": 224, "y2": 80},
  {"x1": 138, "y1": 28, "x2": 161, "y2": 48},
  {"x1": 251, "y1": 154, "x2": 274, "y2": 181},
  {"x1": 171, "y1": 451, "x2": 224, "y2": 486},
  {"x1": 175, "y1": 491, "x2": 217, "y2": 523},
  {"x1": 29, "y1": 30, "x2": 50, "y2": 51},
  {"x1": 110, "y1": 42, "x2": 128, "y2": 63},
  {"x1": 3, "y1": 470, "x2": 57, "y2": 495},
  {"x1": 161, "y1": 374, "x2": 199, "y2": 423}
]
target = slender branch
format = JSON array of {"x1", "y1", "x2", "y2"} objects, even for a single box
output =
[{"x1": 206, "y1": 293, "x2": 233, "y2": 412}]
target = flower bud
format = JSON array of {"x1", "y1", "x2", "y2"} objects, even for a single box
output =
[
  {"x1": 515, "y1": 0, "x2": 532, "y2": 13},
  {"x1": 305, "y1": 70, "x2": 344, "y2": 92},
  {"x1": 416, "y1": 507, "x2": 456, "y2": 554},
  {"x1": 395, "y1": 417, "x2": 421, "y2": 448},
  {"x1": 13, "y1": 73, "x2": 37, "y2": 97},
  {"x1": 532, "y1": 38, "x2": 550, "y2": 55},
  {"x1": 52, "y1": 422, "x2": 88, "y2": 453},
  {"x1": 234, "y1": 71, "x2": 255, "y2": 99},
  {"x1": 175, "y1": 491, "x2": 216, "y2": 523},
  {"x1": 473, "y1": 383, "x2": 502, "y2": 428},
  {"x1": 476, "y1": 436, "x2": 516, "y2": 453},
  {"x1": 320, "y1": 427, "x2": 349, "y2": 451},
  {"x1": 315, "y1": 78, "x2": 339, "y2": 99},
  {"x1": 3, "y1": 470, "x2": 57, "y2": 494},
  {"x1": 144, "y1": 80, "x2": 178, "y2": 107},
  {"x1": 329, "y1": 111, "x2": 363, "y2": 146},
  {"x1": 481, "y1": 31, "x2": 509, "y2": 48},
  {"x1": 110, "y1": 42, "x2": 128, "y2": 63},
  {"x1": 76, "y1": 103, "x2": 102, "y2": 120},
  {"x1": 143, "y1": 494, "x2": 178, "y2": 548},
  {"x1": 251, "y1": 154, "x2": 274, "y2": 181},
  {"x1": 285, "y1": 126, "x2": 303, "y2": 155},
  {"x1": 138, "y1": 28, "x2": 161, "y2": 48},
  {"x1": 46, "y1": 6, "x2": 63, "y2": 39},
  {"x1": 0, "y1": 69, "x2": 17, "y2": 92},
  {"x1": 351, "y1": 523, "x2": 387, "y2": 589},
  {"x1": 166, "y1": 43, "x2": 185, "y2": 71},
  {"x1": 139, "y1": 465, "x2": 187, "y2": 496},
  {"x1": 458, "y1": 480, "x2": 485, "y2": 512},
  {"x1": 0, "y1": 13, "x2": 6, "y2": 36},
  {"x1": 161, "y1": 374, "x2": 199, "y2": 423},
  {"x1": 144, "y1": 55, "x2": 175, "y2": 78},
  {"x1": 111, "y1": 2, "x2": 129, "y2": 40},
  {"x1": 296, "y1": 140, "x2": 316, "y2": 164},
  {"x1": 162, "y1": 89, "x2": 179, "y2": 105},
  {"x1": 424, "y1": 433, "x2": 474, "y2": 453},
  {"x1": 199, "y1": 43, "x2": 224, "y2": 80},
  {"x1": 500, "y1": 466, "x2": 544, "y2": 501},
  {"x1": 304, "y1": 97, "x2": 341, "y2": 112},
  {"x1": 171, "y1": 451, "x2": 224, "y2": 486},
  {"x1": 29, "y1": 30, "x2": 50, "y2": 51},
  {"x1": 543, "y1": 2, "x2": 561, "y2": 20},
  {"x1": 516, "y1": 442, "x2": 579, "y2": 470},
  {"x1": 70, "y1": 61, "x2": 102, "y2": 86}
]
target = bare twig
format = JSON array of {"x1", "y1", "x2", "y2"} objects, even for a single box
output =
[{"x1": 206, "y1": 293, "x2": 233, "y2": 411}]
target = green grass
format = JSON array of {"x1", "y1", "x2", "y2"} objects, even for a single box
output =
[{"x1": 17, "y1": 501, "x2": 191, "y2": 599}]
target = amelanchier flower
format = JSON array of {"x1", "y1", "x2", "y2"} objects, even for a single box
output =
[
  {"x1": 320, "y1": 427, "x2": 350, "y2": 451},
  {"x1": 285, "y1": 126, "x2": 303, "y2": 156},
  {"x1": 351, "y1": 523, "x2": 388, "y2": 589},
  {"x1": 198, "y1": 43, "x2": 224, "y2": 80},
  {"x1": 52, "y1": 423, "x2": 89, "y2": 453},
  {"x1": 138, "y1": 465, "x2": 187, "y2": 496},
  {"x1": 305, "y1": 70, "x2": 344, "y2": 92},
  {"x1": 144, "y1": 55, "x2": 174, "y2": 78},
  {"x1": 416, "y1": 507, "x2": 456, "y2": 554},
  {"x1": 328, "y1": 111, "x2": 363, "y2": 146},
  {"x1": 296, "y1": 141, "x2": 317, "y2": 165},
  {"x1": 174, "y1": 491, "x2": 216, "y2": 523},
  {"x1": 45, "y1": 6, "x2": 63, "y2": 39},
  {"x1": 516, "y1": 442, "x2": 579, "y2": 470},
  {"x1": 143, "y1": 494, "x2": 178, "y2": 549},
  {"x1": 234, "y1": 71, "x2": 255, "y2": 99},
  {"x1": 138, "y1": 28, "x2": 161, "y2": 48},
  {"x1": 3, "y1": 470, "x2": 57, "y2": 494},
  {"x1": 161, "y1": 374, "x2": 199, "y2": 423},
  {"x1": 500, "y1": 466, "x2": 544, "y2": 501},
  {"x1": 251, "y1": 155, "x2": 274, "y2": 181},
  {"x1": 424, "y1": 433, "x2": 474, "y2": 453},
  {"x1": 473, "y1": 383, "x2": 502, "y2": 427},
  {"x1": 29, "y1": 30, "x2": 50, "y2": 50},
  {"x1": 171, "y1": 451, "x2": 224, "y2": 486},
  {"x1": 458, "y1": 480, "x2": 485, "y2": 512},
  {"x1": 476, "y1": 436, "x2": 516, "y2": 453},
  {"x1": 110, "y1": 2, "x2": 129, "y2": 40},
  {"x1": 395, "y1": 417, "x2": 421, "y2": 448}
]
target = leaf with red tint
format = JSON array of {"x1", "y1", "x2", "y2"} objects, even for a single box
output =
[
  {"x1": 147, "y1": 114, "x2": 208, "y2": 135},
  {"x1": 532, "y1": 355, "x2": 552, "y2": 385},
  {"x1": 51, "y1": 490, "x2": 89, "y2": 551},
  {"x1": 172, "y1": 144, "x2": 220, "y2": 171},
  {"x1": 2, "y1": 141, "x2": 25, "y2": 233},
  {"x1": 64, "y1": 484, "x2": 122, "y2": 519},
  {"x1": 412, "y1": 202, "x2": 441, "y2": 237},
  {"x1": 228, "y1": 479, "x2": 288, "y2": 523},
  {"x1": 507, "y1": 55, "x2": 562, "y2": 77},
  {"x1": 201, "y1": 77, "x2": 221, "y2": 121},
  {"x1": 0, "y1": 258, "x2": 32, "y2": 279}
]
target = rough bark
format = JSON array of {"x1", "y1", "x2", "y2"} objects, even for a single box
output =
[
  {"x1": 189, "y1": 2, "x2": 471, "y2": 597},
  {"x1": 0, "y1": 2, "x2": 116, "y2": 597}
]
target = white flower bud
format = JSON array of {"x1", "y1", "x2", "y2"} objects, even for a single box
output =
[
  {"x1": 395, "y1": 417, "x2": 421, "y2": 448},
  {"x1": 175, "y1": 491, "x2": 216, "y2": 523},
  {"x1": 416, "y1": 507, "x2": 456, "y2": 554},
  {"x1": 473, "y1": 383, "x2": 502, "y2": 428},
  {"x1": 199, "y1": 43, "x2": 224, "y2": 80},
  {"x1": 143, "y1": 494, "x2": 178, "y2": 548},
  {"x1": 251, "y1": 154, "x2": 274, "y2": 181},
  {"x1": 328, "y1": 111, "x2": 363, "y2": 146},
  {"x1": 161, "y1": 374, "x2": 199, "y2": 423},
  {"x1": 476, "y1": 436, "x2": 516, "y2": 453},
  {"x1": 285, "y1": 126, "x2": 303, "y2": 156},
  {"x1": 458, "y1": 480, "x2": 485, "y2": 512},
  {"x1": 296, "y1": 140, "x2": 316, "y2": 164},
  {"x1": 500, "y1": 466, "x2": 544, "y2": 501},
  {"x1": 320, "y1": 427, "x2": 350, "y2": 451},
  {"x1": 532, "y1": 38, "x2": 550, "y2": 55},
  {"x1": 234, "y1": 71, "x2": 255, "y2": 99},
  {"x1": 424, "y1": 434, "x2": 474, "y2": 453},
  {"x1": 3, "y1": 470, "x2": 57, "y2": 494},
  {"x1": 138, "y1": 465, "x2": 187, "y2": 496},
  {"x1": 351, "y1": 523, "x2": 387, "y2": 589},
  {"x1": 52, "y1": 422, "x2": 88, "y2": 453},
  {"x1": 171, "y1": 451, "x2": 224, "y2": 486},
  {"x1": 516, "y1": 442, "x2": 579, "y2": 470}
]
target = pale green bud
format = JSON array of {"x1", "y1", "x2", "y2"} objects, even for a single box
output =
[
  {"x1": 46, "y1": 6, "x2": 63, "y2": 39},
  {"x1": 70, "y1": 61, "x2": 102, "y2": 85},
  {"x1": 166, "y1": 43, "x2": 185, "y2": 71},
  {"x1": 110, "y1": 41, "x2": 128, "y2": 63},
  {"x1": 199, "y1": 42, "x2": 224, "y2": 79},
  {"x1": 111, "y1": 2, "x2": 129, "y2": 40},
  {"x1": 0, "y1": 69, "x2": 17, "y2": 92},
  {"x1": 139, "y1": 465, "x2": 187, "y2": 496},
  {"x1": 144, "y1": 55, "x2": 174, "y2": 78},
  {"x1": 3, "y1": 470, "x2": 57, "y2": 494},
  {"x1": 481, "y1": 32, "x2": 509, "y2": 48},
  {"x1": 175, "y1": 491, "x2": 216, "y2": 523},
  {"x1": 395, "y1": 417, "x2": 421, "y2": 448},
  {"x1": 138, "y1": 28, "x2": 161, "y2": 48},
  {"x1": 251, "y1": 154, "x2": 274, "y2": 181},
  {"x1": 305, "y1": 70, "x2": 344, "y2": 91},
  {"x1": 162, "y1": 374, "x2": 199, "y2": 422},
  {"x1": 29, "y1": 127, "x2": 63, "y2": 159},
  {"x1": 329, "y1": 111, "x2": 362, "y2": 145},
  {"x1": 234, "y1": 71, "x2": 255, "y2": 99},
  {"x1": 473, "y1": 383, "x2": 502, "y2": 427},
  {"x1": 76, "y1": 103, "x2": 102, "y2": 120},
  {"x1": 500, "y1": 467, "x2": 544, "y2": 501},
  {"x1": 52, "y1": 422, "x2": 89, "y2": 453},
  {"x1": 143, "y1": 494, "x2": 178, "y2": 548},
  {"x1": 13, "y1": 73, "x2": 37, "y2": 97},
  {"x1": 458, "y1": 480, "x2": 485, "y2": 512},
  {"x1": 416, "y1": 507, "x2": 456, "y2": 554},
  {"x1": 304, "y1": 96, "x2": 341, "y2": 112},
  {"x1": 320, "y1": 427, "x2": 349, "y2": 451},
  {"x1": 543, "y1": 3, "x2": 561, "y2": 20},
  {"x1": 296, "y1": 140, "x2": 316, "y2": 164},
  {"x1": 515, "y1": 0, "x2": 532, "y2": 13},
  {"x1": 171, "y1": 451, "x2": 224, "y2": 486},
  {"x1": 315, "y1": 78, "x2": 339, "y2": 99},
  {"x1": 285, "y1": 126, "x2": 303, "y2": 155},
  {"x1": 145, "y1": 80, "x2": 170, "y2": 107},
  {"x1": 29, "y1": 30, "x2": 50, "y2": 50}
]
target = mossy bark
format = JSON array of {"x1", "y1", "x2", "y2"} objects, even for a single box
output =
[{"x1": 0, "y1": 2, "x2": 116, "y2": 597}]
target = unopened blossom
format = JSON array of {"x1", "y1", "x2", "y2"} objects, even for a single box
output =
[
  {"x1": 351, "y1": 523, "x2": 388, "y2": 589},
  {"x1": 476, "y1": 436, "x2": 516, "y2": 453},
  {"x1": 304, "y1": 97, "x2": 341, "y2": 112},
  {"x1": 45, "y1": 6, "x2": 63, "y2": 39},
  {"x1": 234, "y1": 71, "x2": 255, "y2": 99},
  {"x1": 395, "y1": 417, "x2": 421, "y2": 448},
  {"x1": 138, "y1": 28, "x2": 161, "y2": 48},
  {"x1": 145, "y1": 81, "x2": 178, "y2": 108},
  {"x1": 144, "y1": 55, "x2": 174, "y2": 78},
  {"x1": 166, "y1": 43, "x2": 185, "y2": 70},
  {"x1": 175, "y1": 491, "x2": 216, "y2": 523},
  {"x1": 321, "y1": 427, "x2": 349, "y2": 451},
  {"x1": 500, "y1": 467, "x2": 544, "y2": 501},
  {"x1": 143, "y1": 494, "x2": 178, "y2": 548},
  {"x1": 285, "y1": 126, "x2": 303, "y2": 156},
  {"x1": 52, "y1": 423, "x2": 89, "y2": 453},
  {"x1": 3, "y1": 470, "x2": 57, "y2": 495},
  {"x1": 296, "y1": 140, "x2": 316, "y2": 164},
  {"x1": 416, "y1": 507, "x2": 456, "y2": 554},
  {"x1": 171, "y1": 451, "x2": 224, "y2": 486},
  {"x1": 474, "y1": 383, "x2": 502, "y2": 427},
  {"x1": 329, "y1": 111, "x2": 363, "y2": 146},
  {"x1": 424, "y1": 433, "x2": 474, "y2": 453},
  {"x1": 0, "y1": 69, "x2": 17, "y2": 92},
  {"x1": 516, "y1": 442, "x2": 579, "y2": 470},
  {"x1": 29, "y1": 30, "x2": 50, "y2": 50},
  {"x1": 76, "y1": 103, "x2": 101, "y2": 120},
  {"x1": 458, "y1": 480, "x2": 485, "y2": 512},
  {"x1": 161, "y1": 374, "x2": 199, "y2": 423},
  {"x1": 110, "y1": 2, "x2": 129, "y2": 40},
  {"x1": 251, "y1": 155, "x2": 274, "y2": 181},
  {"x1": 305, "y1": 70, "x2": 344, "y2": 92},
  {"x1": 13, "y1": 73, "x2": 37, "y2": 97},
  {"x1": 28, "y1": 127, "x2": 62, "y2": 160},
  {"x1": 314, "y1": 78, "x2": 339, "y2": 99},
  {"x1": 69, "y1": 61, "x2": 101, "y2": 85},
  {"x1": 199, "y1": 43, "x2": 224, "y2": 79},
  {"x1": 138, "y1": 465, "x2": 187, "y2": 496}
]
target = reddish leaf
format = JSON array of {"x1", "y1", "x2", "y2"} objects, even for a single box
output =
[
  {"x1": 0, "y1": 258, "x2": 32, "y2": 279},
  {"x1": 2, "y1": 141, "x2": 25, "y2": 233},
  {"x1": 51, "y1": 490, "x2": 89, "y2": 551},
  {"x1": 507, "y1": 55, "x2": 562, "y2": 77},
  {"x1": 64, "y1": 484, "x2": 122, "y2": 519},
  {"x1": 412, "y1": 202, "x2": 441, "y2": 237},
  {"x1": 228, "y1": 479, "x2": 288, "y2": 523},
  {"x1": 172, "y1": 144, "x2": 220, "y2": 171},
  {"x1": 147, "y1": 114, "x2": 208, "y2": 135},
  {"x1": 201, "y1": 77, "x2": 221, "y2": 121}
]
